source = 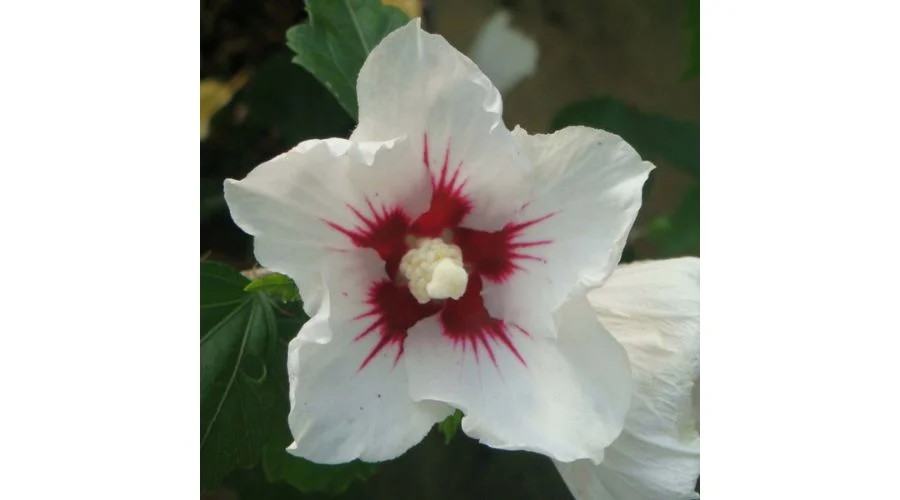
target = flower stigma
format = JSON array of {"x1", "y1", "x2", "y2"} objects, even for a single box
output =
[{"x1": 398, "y1": 237, "x2": 469, "y2": 304}]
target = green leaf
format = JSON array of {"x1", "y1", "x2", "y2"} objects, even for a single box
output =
[
  {"x1": 438, "y1": 410, "x2": 463, "y2": 444},
  {"x1": 244, "y1": 272, "x2": 300, "y2": 303},
  {"x1": 286, "y1": 0, "x2": 409, "y2": 120},
  {"x1": 649, "y1": 184, "x2": 700, "y2": 256},
  {"x1": 551, "y1": 97, "x2": 699, "y2": 178},
  {"x1": 684, "y1": 0, "x2": 700, "y2": 79},
  {"x1": 262, "y1": 441, "x2": 379, "y2": 495},
  {"x1": 200, "y1": 262, "x2": 291, "y2": 491}
]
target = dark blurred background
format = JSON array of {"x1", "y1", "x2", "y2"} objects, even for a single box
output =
[{"x1": 201, "y1": 1, "x2": 698, "y2": 498}]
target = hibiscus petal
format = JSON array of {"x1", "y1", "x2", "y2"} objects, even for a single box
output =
[
  {"x1": 555, "y1": 258, "x2": 700, "y2": 500},
  {"x1": 286, "y1": 249, "x2": 453, "y2": 464},
  {"x1": 353, "y1": 19, "x2": 530, "y2": 231},
  {"x1": 481, "y1": 125, "x2": 652, "y2": 337},
  {"x1": 224, "y1": 136, "x2": 430, "y2": 320},
  {"x1": 404, "y1": 293, "x2": 632, "y2": 463}
]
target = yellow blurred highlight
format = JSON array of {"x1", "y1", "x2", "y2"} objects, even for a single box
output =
[
  {"x1": 200, "y1": 71, "x2": 249, "y2": 141},
  {"x1": 382, "y1": 0, "x2": 422, "y2": 18}
]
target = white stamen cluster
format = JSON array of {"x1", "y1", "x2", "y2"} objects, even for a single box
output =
[{"x1": 399, "y1": 238, "x2": 469, "y2": 304}]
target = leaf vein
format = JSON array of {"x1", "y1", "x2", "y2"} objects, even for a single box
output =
[
  {"x1": 201, "y1": 302, "x2": 256, "y2": 448},
  {"x1": 344, "y1": 0, "x2": 371, "y2": 53},
  {"x1": 201, "y1": 299, "x2": 252, "y2": 345}
]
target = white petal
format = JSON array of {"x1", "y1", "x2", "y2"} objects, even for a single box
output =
[
  {"x1": 555, "y1": 258, "x2": 700, "y2": 500},
  {"x1": 404, "y1": 294, "x2": 632, "y2": 463},
  {"x1": 286, "y1": 250, "x2": 453, "y2": 464},
  {"x1": 483, "y1": 126, "x2": 652, "y2": 337},
  {"x1": 224, "y1": 136, "x2": 429, "y2": 322},
  {"x1": 468, "y1": 10, "x2": 539, "y2": 94},
  {"x1": 354, "y1": 19, "x2": 530, "y2": 230}
]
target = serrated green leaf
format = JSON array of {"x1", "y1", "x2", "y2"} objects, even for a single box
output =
[
  {"x1": 244, "y1": 272, "x2": 300, "y2": 303},
  {"x1": 438, "y1": 410, "x2": 463, "y2": 444},
  {"x1": 551, "y1": 97, "x2": 699, "y2": 178},
  {"x1": 650, "y1": 184, "x2": 700, "y2": 256},
  {"x1": 262, "y1": 441, "x2": 379, "y2": 495},
  {"x1": 286, "y1": 0, "x2": 409, "y2": 120},
  {"x1": 200, "y1": 262, "x2": 292, "y2": 491}
]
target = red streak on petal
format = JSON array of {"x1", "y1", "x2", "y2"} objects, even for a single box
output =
[
  {"x1": 324, "y1": 201, "x2": 411, "y2": 279},
  {"x1": 439, "y1": 275, "x2": 527, "y2": 367},
  {"x1": 411, "y1": 134, "x2": 473, "y2": 237},
  {"x1": 454, "y1": 213, "x2": 556, "y2": 283},
  {"x1": 355, "y1": 280, "x2": 441, "y2": 370}
]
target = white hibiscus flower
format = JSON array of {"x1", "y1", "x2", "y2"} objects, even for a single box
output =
[
  {"x1": 555, "y1": 258, "x2": 701, "y2": 499},
  {"x1": 224, "y1": 19, "x2": 654, "y2": 465}
]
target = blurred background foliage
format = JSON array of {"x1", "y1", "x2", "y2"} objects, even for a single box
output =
[{"x1": 201, "y1": 0, "x2": 698, "y2": 498}]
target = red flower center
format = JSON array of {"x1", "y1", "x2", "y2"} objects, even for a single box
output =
[{"x1": 325, "y1": 135, "x2": 553, "y2": 370}]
